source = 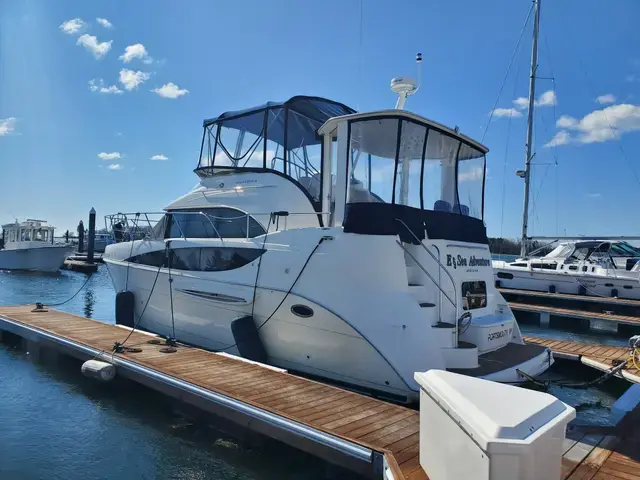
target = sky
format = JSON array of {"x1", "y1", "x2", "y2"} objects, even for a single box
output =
[{"x1": 1, "y1": 0, "x2": 640, "y2": 238}]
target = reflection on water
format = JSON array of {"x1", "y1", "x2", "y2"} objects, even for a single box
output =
[{"x1": 83, "y1": 288, "x2": 95, "y2": 318}]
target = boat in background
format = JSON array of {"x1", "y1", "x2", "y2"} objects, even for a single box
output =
[
  {"x1": 494, "y1": 240, "x2": 640, "y2": 299},
  {"x1": 0, "y1": 220, "x2": 73, "y2": 272}
]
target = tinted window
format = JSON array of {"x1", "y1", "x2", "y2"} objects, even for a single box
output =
[
  {"x1": 129, "y1": 249, "x2": 166, "y2": 268},
  {"x1": 462, "y1": 281, "x2": 487, "y2": 310},
  {"x1": 128, "y1": 247, "x2": 263, "y2": 272},
  {"x1": 167, "y1": 208, "x2": 265, "y2": 239}
]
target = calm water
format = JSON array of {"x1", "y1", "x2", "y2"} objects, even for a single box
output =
[
  {"x1": 0, "y1": 266, "x2": 633, "y2": 479},
  {"x1": 0, "y1": 268, "x2": 362, "y2": 480}
]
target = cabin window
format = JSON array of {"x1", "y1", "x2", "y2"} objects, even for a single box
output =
[
  {"x1": 462, "y1": 281, "x2": 487, "y2": 310},
  {"x1": 348, "y1": 118, "x2": 399, "y2": 204},
  {"x1": 531, "y1": 263, "x2": 557, "y2": 270},
  {"x1": 422, "y1": 130, "x2": 460, "y2": 213},
  {"x1": 457, "y1": 144, "x2": 485, "y2": 220},
  {"x1": 167, "y1": 208, "x2": 266, "y2": 239},
  {"x1": 497, "y1": 272, "x2": 513, "y2": 279},
  {"x1": 128, "y1": 247, "x2": 263, "y2": 272}
]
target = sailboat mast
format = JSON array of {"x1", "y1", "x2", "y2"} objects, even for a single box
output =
[{"x1": 520, "y1": 0, "x2": 541, "y2": 257}]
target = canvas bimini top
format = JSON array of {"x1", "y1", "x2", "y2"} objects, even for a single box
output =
[{"x1": 197, "y1": 95, "x2": 355, "y2": 173}]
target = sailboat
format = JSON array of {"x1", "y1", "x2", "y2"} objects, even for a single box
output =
[{"x1": 492, "y1": 0, "x2": 640, "y2": 300}]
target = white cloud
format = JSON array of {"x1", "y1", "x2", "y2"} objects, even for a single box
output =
[
  {"x1": 119, "y1": 43, "x2": 152, "y2": 64},
  {"x1": 0, "y1": 117, "x2": 17, "y2": 136},
  {"x1": 88, "y1": 79, "x2": 122, "y2": 94},
  {"x1": 150, "y1": 154, "x2": 168, "y2": 161},
  {"x1": 544, "y1": 130, "x2": 571, "y2": 147},
  {"x1": 556, "y1": 115, "x2": 577, "y2": 128},
  {"x1": 596, "y1": 94, "x2": 616, "y2": 105},
  {"x1": 108, "y1": 164, "x2": 123, "y2": 170},
  {"x1": 536, "y1": 90, "x2": 557, "y2": 107},
  {"x1": 76, "y1": 34, "x2": 112, "y2": 59},
  {"x1": 98, "y1": 152, "x2": 121, "y2": 160},
  {"x1": 458, "y1": 166, "x2": 484, "y2": 182},
  {"x1": 152, "y1": 82, "x2": 189, "y2": 99},
  {"x1": 59, "y1": 18, "x2": 85, "y2": 35},
  {"x1": 119, "y1": 69, "x2": 151, "y2": 91},
  {"x1": 513, "y1": 97, "x2": 529, "y2": 110},
  {"x1": 490, "y1": 107, "x2": 522, "y2": 118},
  {"x1": 96, "y1": 17, "x2": 113, "y2": 29},
  {"x1": 555, "y1": 104, "x2": 640, "y2": 144}
]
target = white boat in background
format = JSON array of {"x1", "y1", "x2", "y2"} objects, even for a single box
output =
[
  {"x1": 0, "y1": 220, "x2": 73, "y2": 272},
  {"x1": 494, "y1": 240, "x2": 640, "y2": 299},
  {"x1": 103, "y1": 82, "x2": 552, "y2": 403}
]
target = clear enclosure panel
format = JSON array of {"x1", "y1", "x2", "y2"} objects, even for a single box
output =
[
  {"x1": 214, "y1": 112, "x2": 266, "y2": 168},
  {"x1": 456, "y1": 144, "x2": 485, "y2": 219},
  {"x1": 422, "y1": 130, "x2": 460, "y2": 212},
  {"x1": 347, "y1": 118, "x2": 399, "y2": 204},
  {"x1": 393, "y1": 120, "x2": 427, "y2": 208},
  {"x1": 286, "y1": 110, "x2": 324, "y2": 202},
  {"x1": 265, "y1": 108, "x2": 285, "y2": 173}
]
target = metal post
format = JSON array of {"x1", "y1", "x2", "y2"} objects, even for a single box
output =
[
  {"x1": 77, "y1": 220, "x2": 85, "y2": 253},
  {"x1": 87, "y1": 208, "x2": 96, "y2": 264},
  {"x1": 520, "y1": 0, "x2": 541, "y2": 258}
]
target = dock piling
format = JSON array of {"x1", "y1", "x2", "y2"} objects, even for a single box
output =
[{"x1": 87, "y1": 208, "x2": 96, "y2": 265}]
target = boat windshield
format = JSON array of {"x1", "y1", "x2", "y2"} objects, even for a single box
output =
[
  {"x1": 195, "y1": 96, "x2": 355, "y2": 205},
  {"x1": 610, "y1": 242, "x2": 640, "y2": 257},
  {"x1": 346, "y1": 117, "x2": 486, "y2": 219}
]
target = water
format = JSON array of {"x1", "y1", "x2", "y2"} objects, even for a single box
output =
[{"x1": 0, "y1": 268, "x2": 362, "y2": 480}]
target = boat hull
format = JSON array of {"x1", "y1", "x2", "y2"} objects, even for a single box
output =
[
  {"x1": 0, "y1": 245, "x2": 72, "y2": 272},
  {"x1": 493, "y1": 263, "x2": 640, "y2": 300}
]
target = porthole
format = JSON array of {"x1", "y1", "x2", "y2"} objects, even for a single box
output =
[
  {"x1": 291, "y1": 304, "x2": 314, "y2": 318},
  {"x1": 497, "y1": 272, "x2": 513, "y2": 279}
]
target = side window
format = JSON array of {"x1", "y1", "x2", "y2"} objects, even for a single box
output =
[
  {"x1": 167, "y1": 208, "x2": 266, "y2": 239},
  {"x1": 200, "y1": 247, "x2": 263, "y2": 271},
  {"x1": 129, "y1": 247, "x2": 263, "y2": 271},
  {"x1": 129, "y1": 250, "x2": 166, "y2": 268}
]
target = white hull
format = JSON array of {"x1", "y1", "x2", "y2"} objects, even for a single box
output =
[
  {"x1": 493, "y1": 262, "x2": 640, "y2": 300},
  {"x1": 104, "y1": 230, "x2": 552, "y2": 402},
  {"x1": 0, "y1": 245, "x2": 72, "y2": 272}
]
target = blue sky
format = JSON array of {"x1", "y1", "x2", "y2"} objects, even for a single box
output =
[{"x1": 1, "y1": 0, "x2": 639, "y2": 238}]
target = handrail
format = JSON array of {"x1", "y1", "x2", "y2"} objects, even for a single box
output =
[
  {"x1": 394, "y1": 218, "x2": 460, "y2": 344},
  {"x1": 396, "y1": 240, "x2": 457, "y2": 309},
  {"x1": 105, "y1": 210, "x2": 330, "y2": 243}
]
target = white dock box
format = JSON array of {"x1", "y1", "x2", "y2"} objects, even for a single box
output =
[{"x1": 414, "y1": 370, "x2": 575, "y2": 480}]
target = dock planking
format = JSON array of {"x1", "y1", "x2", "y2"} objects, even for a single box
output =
[
  {"x1": 3, "y1": 305, "x2": 640, "y2": 479},
  {"x1": 0, "y1": 305, "x2": 424, "y2": 480},
  {"x1": 512, "y1": 302, "x2": 640, "y2": 326},
  {"x1": 525, "y1": 336, "x2": 640, "y2": 384}
]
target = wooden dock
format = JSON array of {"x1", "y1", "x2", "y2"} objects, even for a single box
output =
[
  {"x1": 2, "y1": 305, "x2": 640, "y2": 479},
  {"x1": 499, "y1": 288, "x2": 640, "y2": 333},
  {"x1": 62, "y1": 259, "x2": 99, "y2": 273},
  {"x1": 525, "y1": 336, "x2": 640, "y2": 384},
  {"x1": 0, "y1": 305, "x2": 423, "y2": 480}
]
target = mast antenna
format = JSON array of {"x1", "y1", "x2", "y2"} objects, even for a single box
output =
[
  {"x1": 520, "y1": 0, "x2": 541, "y2": 257},
  {"x1": 391, "y1": 52, "x2": 422, "y2": 109}
]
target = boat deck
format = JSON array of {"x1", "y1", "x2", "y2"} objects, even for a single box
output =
[{"x1": 2, "y1": 305, "x2": 640, "y2": 479}]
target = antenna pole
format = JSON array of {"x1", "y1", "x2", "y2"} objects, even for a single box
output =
[{"x1": 520, "y1": 0, "x2": 540, "y2": 257}]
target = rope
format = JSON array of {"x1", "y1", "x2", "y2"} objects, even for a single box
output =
[
  {"x1": 37, "y1": 272, "x2": 94, "y2": 307},
  {"x1": 481, "y1": 2, "x2": 534, "y2": 143},
  {"x1": 517, "y1": 345, "x2": 639, "y2": 390}
]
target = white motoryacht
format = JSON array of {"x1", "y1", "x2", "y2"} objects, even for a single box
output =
[
  {"x1": 103, "y1": 95, "x2": 552, "y2": 403},
  {"x1": 493, "y1": 240, "x2": 640, "y2": 299},
  {"x1": 0, "y1": 219, "x2": 73, "y2": 272}
]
